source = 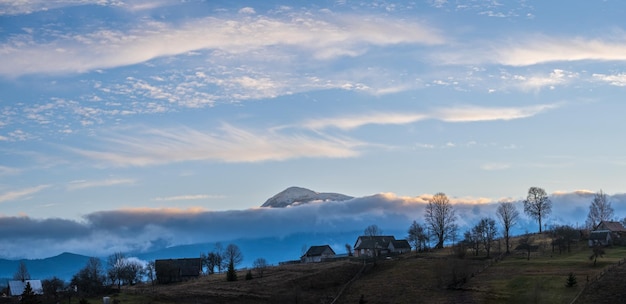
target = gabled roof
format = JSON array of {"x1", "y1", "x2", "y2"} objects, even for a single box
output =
[
  {"x1": 354, "y1": 235, "x2": 396, "y2": 250},
  {"x1": 302, "y1": 245, "x2": 335, "y2": 257},
  {"x1": 596, "y1": 221, "x2": 626, "y2": 232},
  {"x1": 8, "y1": 280, "x2": 43, "y2": 296},
  {"x1": 389, "y1": 239, "x2": 412, "y2": 249}
]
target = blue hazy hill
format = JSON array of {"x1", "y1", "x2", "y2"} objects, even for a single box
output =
[{"x1": 0, "y1": 230, "x2": 408, "y2": 283}]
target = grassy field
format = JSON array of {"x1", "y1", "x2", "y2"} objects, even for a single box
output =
[
  {"x1": 461, "y1": 235, "x2": 626, "y2": 304},
  {"x1": 88, "y1": 259, "x2": 363, "y2": 304},
  {"x1": 74, "y1": 235, "x2": 626, "y2": 304}
]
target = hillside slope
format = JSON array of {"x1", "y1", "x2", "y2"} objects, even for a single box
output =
[
  {"x1": 574, "y1": 260, "x2": 626, "y2": 303},
  {"x1": 122, "y1": 252, "x2": 489, "y2": 304}
]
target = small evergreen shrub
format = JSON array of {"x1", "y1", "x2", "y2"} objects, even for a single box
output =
[
  {"x1": 565, "y1": 272, "x2": 577, "y2": 287},
  {"x1": 226, "y1": 261, "x2": 237, "y2": 281}
]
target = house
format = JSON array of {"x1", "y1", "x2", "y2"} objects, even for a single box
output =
[
  {"x1": 354, "y1": 235, "x2": 395, "y2": 257},
  {"x1": 589, "y1": 230, "x2": 612, "y2": 247},
  {"x1": 155, "y1": 258, "x2": 202, "y2": 284},
  {"x1": 301, "y1": 245, "x2": 336, "y2": 263},
  {"x1": 7, "y1": 280, "x2": 43, "y2": 296},
  {"x1": 595, "y1": 221, "x2": 626, "y2": 245},
  {"x1": 388, "y1": 239, "x2": 412, "y2": 254},
  {"x1": 354, "y1": 236, "x2": 411, "y2": 257}
]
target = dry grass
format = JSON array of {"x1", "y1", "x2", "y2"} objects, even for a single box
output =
[
  {"x1": 89, "y1": 235, "x2": 626, "y2": 304},
  {"x1": 460, "y1": 235, "x2": 626, "y2": 304},
  {"x1": 117, "y1": 260, "x2": 362, "y2": 304}
]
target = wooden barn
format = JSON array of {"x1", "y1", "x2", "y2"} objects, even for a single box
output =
[
  {"x1": 155, "y1": 258, "x2": 202, "y2": 284},
  {"x1": 589, "y1": 230, "x2": 612, "y2": 247},
  {"x1": 388, "y1": 239, "x2": 412, "y2": 254},
  {"x1": 595, "y1": 221, "x2": 626, "y2": 245}
]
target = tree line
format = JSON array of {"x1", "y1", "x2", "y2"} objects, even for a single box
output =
[
  {"x1": 7, "y1": 241, "x2": 270, "y2": 303},
  {"x1": 406, "y1": 187, "x2": 617, "y2": 256}
]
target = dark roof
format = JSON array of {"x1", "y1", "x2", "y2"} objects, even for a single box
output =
[
  {"x1": 303, "y1": 245, "x2": 335, "y2": 257},
  {"x1": 390, "y1": 240, "x2": 412, "y2": 249},
  {"x1": 597, "y1": 221, "x2": 626, "y2": 232},
  {"x1": 155, "y1": 258, "x2": 202, "y2": 277},
  {"x1": 354, "y1": 235, "x2": 396, "y2": 250},
  {"x1": 589, "y1": 230, "x2": 611, "y2": 240}
]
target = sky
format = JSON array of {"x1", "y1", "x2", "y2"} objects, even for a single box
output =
[{"x1": 2, "y1": 0, "x2": 626, "y2": 259}]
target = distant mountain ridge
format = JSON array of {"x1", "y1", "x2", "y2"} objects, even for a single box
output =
[
  {"x1": 261, "y1": 186, "x2": 353, "y2": 208},
  {"x1": 0, "y1": 252, "x2": 92, "y2": 285}
]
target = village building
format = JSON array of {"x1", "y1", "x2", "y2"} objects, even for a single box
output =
[
  {"x1": 589, "y1": 230, "x2": 612, "y2": 247},
  {"x1": 594, "y1": 221, "x2": 626, "y2": 245},
  {"x1": 301, "y1": 245, "x2": 336, "y2": 263},
  {"x1": 7, "y1": 280, "x2": 43, "y2": 296},
  {"x1": 388, "y1": 239, "x2": 412, "y2": 254},
  {"x1": 155, "y1": 258, "x2": 202, "y2": 284},
  {"x1": 353, "y1": 235, "x2": 411, "y2": 257}
]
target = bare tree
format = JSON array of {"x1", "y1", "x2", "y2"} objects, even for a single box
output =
[
  {"x1": 523, "y1": 187, "x2": 552, "y2": 233},
  {"x1": 496, "y1": 201, "x2": 520, "y2": 254},
  {"x1": 214, "y1": 243, "x2": 224, "y2": 273},
  {"x1": 407, "y1": 220, "x2": 429, "y2": 253},
  {"x1": 478, "y1": 218, "x2": 498, "y2": 257},
  {"x1": 203, "y1": 252, "x2": 221, "y2": 275},
  {"x1": 424, "y1": 192, "x2": 457, "y2": 249},
  {"x1": 345, "y1": 244, "x2": 353, "y2": 256},
  {"x1": 71, "y1": 257, "x2": 105, "y2": 295},
  {"x1": 223, "y1": 244, "x2": 243, "y2": 270},
  {"x1": 589, "y1": 244, "x2": 605, "y2": 266},
  {"x1": 253, "y1": 258, "x2": 268, "y2": 278},
  {"x1": 551, "y1": 225, "x2": 579, "y2": 254},
  {"x1": 121, "y1": 259, "x2": 143, "y2": 285},
  {"x1": 13, "y1": 261, "x2": 31, "y2": 282},
  {"x1": 224, "y1": 244, "x2": 243, "y2": 282},
  {"x1": 517, "y1": 234, "x2": 534, "y2": 260},
  {"x1": 145, "y1": 261, "x2": 156, "y2": 285},
  {"x1": 364, "y1": 224, "x2": 383, "y2": 236},
  {"x1": 585, "y1": 190, "x2": 614, "y2": 229},
  {"x1": 464, "y1": 229, "x2": 480, "y2": 256},
  {"x1": 42, "y1": 277, "x2": 64, "y2": 300},
  {"x1": 107, "y1": 252, "x2": 126, "y2": 290}
]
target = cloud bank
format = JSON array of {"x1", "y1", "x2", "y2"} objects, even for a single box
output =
[{"x1": 2, "y1": 191, "x2": 625, "y2": 259}]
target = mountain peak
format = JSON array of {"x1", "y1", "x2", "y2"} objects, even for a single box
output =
[{"x1": 261, "y1": 187, "x2": 353, "y2": 208}]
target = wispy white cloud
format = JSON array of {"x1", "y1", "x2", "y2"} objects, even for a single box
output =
[
  {"x1": 0, "y1": 166, "x2": 21, "y2": 176},
  {"x1": 511, "y1": 69, "x2": 578, "y2": 91},
  {"x1": 0, "y1": 0, "x2": 181, "y2": 16},
  {"x1": 436, "y1": 35, "x2": 626, "y2": 66},
  {"x1": 302, "y1": 104, "x2": 559, "y2": 130},
  {"x1": 238, "y1": 7, "x2": 256, "y2": 15},
  {"x1": 303, "y1": 113, "x2": 428, "y2": 130},
  {"x1": 481, "y1": 163, "x2": 511, "y2": 171},
  {"x1": 0, "y1": 185, "x2": 49, "y2": 204},
  {"x1": 434, "y1": 103, "x2": 558, "y2": 122},
  {"x1": 592, "y1": 73, "x2": 626, "y2": 86},
  {"x1": 153, "y1": 194, "x2": 225, "y2": 201},
  {"x1": 67, "y1": 178, "x2": 135, "y2": 191},
  {"x1": 69, "y1": 124, "x2": 365, "y2": 167},
  {"x1": 0, "y1": 11, "x2": 444, "y2": 77}
]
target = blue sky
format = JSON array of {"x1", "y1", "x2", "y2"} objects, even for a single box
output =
[{"x1": 2, "y1": 0, "x2": 626, "y2": 259}]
